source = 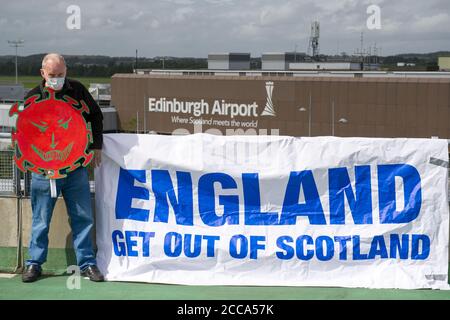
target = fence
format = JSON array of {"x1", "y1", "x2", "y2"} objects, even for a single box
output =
[
  {"x1": 0, "y1": 150, "x2": 17, "y2": 195},
  {"x1": 0, "y1": 149, "x2": 96, "y2": 196}
]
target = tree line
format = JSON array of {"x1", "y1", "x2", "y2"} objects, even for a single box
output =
[
  {"x1": 0, "y1": 54, "x2": 208, "y2": 77},
  {"x1": 0, "y1": 52, "x2": 447, "y2": 77}
]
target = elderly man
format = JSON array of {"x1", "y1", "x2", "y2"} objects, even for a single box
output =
[{"x1": 22, "y1": 53, "x2": 104, "y2": 282}]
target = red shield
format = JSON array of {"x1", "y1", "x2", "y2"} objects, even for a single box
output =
[{"x1": 9, "y1": 88, "x2": 93, "y2": 179}]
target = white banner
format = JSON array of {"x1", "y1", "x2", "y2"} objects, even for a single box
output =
[{"x1": 95, "y1": 133, "x2": 449, "y2": 289}]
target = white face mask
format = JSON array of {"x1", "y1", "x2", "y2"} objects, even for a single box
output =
[{"x1": 46, "y1": 77, "x2": 65, "y2": 90}]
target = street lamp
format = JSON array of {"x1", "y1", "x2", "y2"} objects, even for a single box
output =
[
  {"x1": 7, "y1": 40, "x2": 24, "y2": 84},
  {"x1": 331, "y1": 100, "x2": 348, "y2": 136},
  {"x1": 298, "y1": 92, "x2": 312, "y2": 136},
  {"x1": 300, "y1": 97, "x2": 347, "y2": 137}
]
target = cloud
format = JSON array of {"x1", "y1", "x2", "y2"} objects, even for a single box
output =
[
  {"x1": 0, "y1": 0, "x2": 448, "y2": 57},
  {"x1": 150, "y1": 19, "x2": 161, "y2": 29},
  {"x1": 163, "y1": 0, "x2": 195, "y2": 5},
  {"x1": 89, "y1": 17, "x2": 104, "y2": 28},
  {"x1": 413, "y1": 13, "x2": 449, "y2": 31},
  {"x1": 259, "y1": 2, "x2": 302, "y2": 27},
  {"x1": 130, "y1": 11, "x2": 145, "y2": 21},
  {"x1": 106, "y1": 18, "x2": 124, "y2": 28},
  {"x1": 171, "y1": 7, "x2": 195, "y2": 23}
]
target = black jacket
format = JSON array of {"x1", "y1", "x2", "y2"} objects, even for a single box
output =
[{"x1": 25, "y1": 78, "x2": 103, "y2": 150}]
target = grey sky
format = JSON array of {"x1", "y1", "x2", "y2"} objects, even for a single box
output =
[{"x1": 1, "y1": 0, "x2": 449, "y2": 57}]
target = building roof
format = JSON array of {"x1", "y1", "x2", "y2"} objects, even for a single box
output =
[{"x1": 128, "y1": 70, "x2": 450, "y2": 80}]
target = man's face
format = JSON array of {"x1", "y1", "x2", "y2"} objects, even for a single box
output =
[{"x1": 40, "y1": 60, "x2": 67, "y2": 84}]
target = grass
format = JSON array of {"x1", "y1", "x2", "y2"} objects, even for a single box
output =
[
  {"x1": 0, "y1": 76, "x2": 111, "y2": 89},
  {"x1": 0, "y1": 273, "x2": 450, "y2": 300}
]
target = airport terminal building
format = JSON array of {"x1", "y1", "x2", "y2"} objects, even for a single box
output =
[{"x1": 111, "y1": 70, "x2": 450, "y2": 141}]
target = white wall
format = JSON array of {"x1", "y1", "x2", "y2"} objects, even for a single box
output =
[
  {"x1": 208, "y1": 61, "x2": 229, "y2": 70},
  {"x1": 0, "y1": 105, "x2": 17, "y2": 128},
  {"x1": 262, "y1": 60, "x2": 288, "y2": 70},
  {"x1": 290, "y1": 62, "x2": 361, "y2": 70}
]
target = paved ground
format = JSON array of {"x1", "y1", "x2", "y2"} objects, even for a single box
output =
[{"x1": 0, "y1": 273, "x2": 449, "y2": 300}]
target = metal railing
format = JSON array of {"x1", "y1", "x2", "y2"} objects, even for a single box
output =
[
  {"x1": 0, "y1": 150, "x2": 96, "y2": 196},
  {"x1": 0, "y1": 150, "x2": 16, "y2": 195}
]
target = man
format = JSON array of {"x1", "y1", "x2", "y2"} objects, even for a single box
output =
[{"x1": 22, "y1": 53, "x2": 104, "y2": 282}]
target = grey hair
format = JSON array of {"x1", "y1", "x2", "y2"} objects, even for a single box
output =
[{"x1": 41, "y1": 53, "x2": 66, "y2": 69}]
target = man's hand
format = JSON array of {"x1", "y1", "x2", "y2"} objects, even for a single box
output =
[{"x1": 92, "y1": 149, "x2": 102, "y2": 168}]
